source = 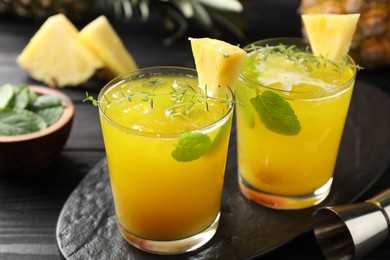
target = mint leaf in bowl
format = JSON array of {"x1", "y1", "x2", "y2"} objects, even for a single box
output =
[
  {"x1": 0, "y1": 84, "x2": 65, "y2": 136},
  {"x1": 0, "y1": 108, "x2": 47, "y2": 136},
  {"x1": 13, "y1": 85, "x2": 30, "y2": 110},
  {"x1": 30, "y1": 95, "x2": 64, "y2": 126},
  {"x1": 35, "y1": 107, "x2": 64, "y2": 126},
  {"x1": 0, "y1": 85, "x2": 74, "y2": 174},
  {"x1": 0, "y1": 84, "x2": 14, "y2": 109},
  {"x1": 30, "y1": 94, "x2": 62, "y2": 110}
]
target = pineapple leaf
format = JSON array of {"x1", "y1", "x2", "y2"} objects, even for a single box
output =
[
  {"x1": 172, "y1": 0, "x2": 194, "y2": 18},
  {"x1": 109, "y1": 0, "x2": 131, "y2": 19},
  {"x1": 191, "y1": 0, "x2": 212, "y2": 27},
  {"x1": 122, "y1": 0, "x2": 134, "y2": 19},
  {"x1": 207, "y1": 8, "x2": 247, "y2": 41},
  {"x1": 160, "y1": 4, "x2": 189, "y2": 46},
  {"x1": 108, "y1": 0, "x2": 246, "y2": 44},
  {"x1": 198, "y1": 0, "x2": 243, "y2": 12},
  {"x1": 139, "y1": 0, "x2": 150, "y2": 21}
]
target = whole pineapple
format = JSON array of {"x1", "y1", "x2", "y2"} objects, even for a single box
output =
[
  {"x1": 0, "y1": 0, "x2": 93, "y2": 20},
  {"x1": 300, "y1": 0, "x2": 390, "y2": 69}
]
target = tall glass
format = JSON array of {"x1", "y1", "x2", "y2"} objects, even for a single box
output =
[
  {"x1": 235, "y1": 38, "x2": 357, "y2": 210},
  {"x1": 98, "y1": 67, "x2": 234, "y2": 254}
]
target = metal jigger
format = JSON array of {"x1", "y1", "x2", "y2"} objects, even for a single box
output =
[{"x1": 314, "y1": 188, "x2": 390, "y2": 260}]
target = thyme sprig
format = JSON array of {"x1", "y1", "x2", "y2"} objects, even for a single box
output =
[
  {"x1": 246, "y1": 43, "x2": 363, "y2": 73},
  {"x1": 83, "y1": 81, "x2": 237, "y2": 112}
]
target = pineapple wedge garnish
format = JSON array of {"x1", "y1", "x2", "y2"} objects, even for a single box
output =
[
  {"x1": 302, "y1": 14, "x2": 360, "y2": 60},
  {"x1": 17, "y1": 14, "x2": 103, "y2": 87},
  {"x1": 189, "y1": 37, "x2": 246, "y2": 97},
  {"x1": 80, "y1": 16, "x2": 138, "y2": 81}
]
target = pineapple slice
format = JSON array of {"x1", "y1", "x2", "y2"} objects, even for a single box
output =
[
  {"x1": 302, "y1": 14, "x2": 360, "y2": 60},
  {"x1": 17, "y1": 14, "x2": 103, "y2": 87},
  {"x1": 80, "y1": 16, "x2": 138, "y2": 81},
  {"x1": 189, "y1": 37, "x2": 246, "y2": 97}
]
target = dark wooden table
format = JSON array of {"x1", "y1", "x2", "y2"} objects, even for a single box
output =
[{"x1": 0, "y1": 1, "x2": 389, "y2": 259}]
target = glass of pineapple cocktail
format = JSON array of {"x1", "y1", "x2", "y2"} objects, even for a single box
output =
[
  {"x1": 235, "y1": 38, "x2": 357, "y2": 209},
  {"x1": 98, "y1": 67, "x2": 234, "y2": 254}
]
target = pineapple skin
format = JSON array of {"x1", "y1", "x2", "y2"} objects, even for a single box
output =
[
  {"x1": 0, "y1": 0, "x2": 93, "y2": 20},
  {"x1": 17, "y1": 14, "x2": 103, "y2": 87},
  {"x1": 300, "y1": 0, "x2": 390, "y2": 68},
  {"x1": 80, "y1": 15, "x2": 138, "y2": 81}
]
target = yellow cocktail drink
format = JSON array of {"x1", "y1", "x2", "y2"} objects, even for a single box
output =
[
  {"x1": 98, "y1": 67, "x2": 234, "y2": 254},
  {"x1": 236, "y1": 38, "x2": 357, "y2": 209}
]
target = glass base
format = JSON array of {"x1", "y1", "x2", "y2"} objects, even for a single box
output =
[
  {"x1": 238, "y1": 173, "x2": 332, "y2": 210},
  {"x1": 118, "y1": 213, "x2": 220, "y2": 255}
]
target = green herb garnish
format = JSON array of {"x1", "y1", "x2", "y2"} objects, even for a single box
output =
[
  {"x1": 245, "y1": 43, "x2": 363, "y2": 73},
  {"x1": 171, "y1": 132, "x2": 212, "y2": 162},
  {"x1": 171, "y1": 118, "x2": 233, "y2": 162},
  {"x1": 250, "y1": 91, "x2": 301, "y2": 135},
  {"x1": 84, "y1": 83, "x2": 236, "y2": 113},
  {"x1": 84, "y1": 81, "x2": 236, "y2": 162},
  {"x1": 0, "y1": 84, "x2": 64, "y2": 136}
]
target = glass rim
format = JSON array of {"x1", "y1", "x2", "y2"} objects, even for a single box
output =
[
  {"x1": 239, "y1": 37, "x2": 357, "y2": 95},
  {"x1": 98, "y1": 66, "x2": 234, "y2": 139}
]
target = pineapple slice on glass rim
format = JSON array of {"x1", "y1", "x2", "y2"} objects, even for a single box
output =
[
  {"x1": 300, "y1": 0, "x2": 390, "y2": 69},
  {"x1": 189, "y1": 37, "x2": 246, "y2": 98},
  {"x1": 302, "y1": 13, "x2": 360, "y2": 61}
]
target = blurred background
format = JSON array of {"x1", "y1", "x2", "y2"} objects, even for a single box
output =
[{"x1": 1, "y1": 0, "x2": 388, "y2": 92}]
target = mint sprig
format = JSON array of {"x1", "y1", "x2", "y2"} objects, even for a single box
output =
[
  {"x1": 172, "y1": 132, "x2": 212, "y2": 162},
  {"x1": 250, "y1": 91, "x2": 301, "y2": 135}
]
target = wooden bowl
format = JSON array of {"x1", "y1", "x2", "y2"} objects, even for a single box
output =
[{"x1": 0, "y1": 86, "x2": 74, "y2": 174}]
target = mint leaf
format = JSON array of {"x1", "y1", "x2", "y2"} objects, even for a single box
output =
[
  {"x1": 0, "y1": 85, "x2": 65, "y2": 136},
  {"x1": 13, "y1": 85, "x2": 30, "y2": 110},
  {"x1": 27, "y1": 89, "x2": 38, "y2": 108},
  {"x1": 0, "y1": 108, "x2": 47, "y2": 136},
  {"x1": 250, "y1": 91, "x2": 301, "y2": 135},
  {"x1": 35, "y1": 107, "x2": 64, "y2": 126},
  {"x1": 31, "y1": 95, "x2": 62, "y2": 110},
  {"x1": 30, "y1": 94, "x2": 64, "y2": 126},
  {"x1": 0, "y1": 84, "x2": 15, "y2": 109},
  {"x1": 172, "y1": 132, "x2": 212, "y2": 162}
]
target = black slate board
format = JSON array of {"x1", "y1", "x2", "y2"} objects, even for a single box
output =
[{"x1": 56, "y1": 81, "x2": 390, "y2": 260}]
